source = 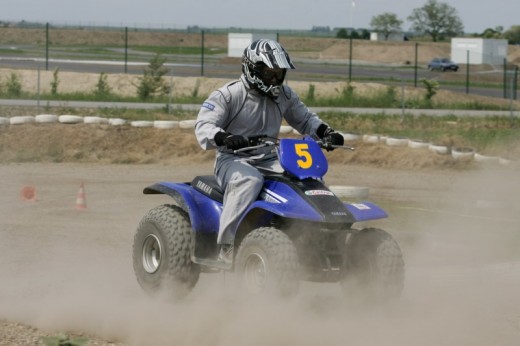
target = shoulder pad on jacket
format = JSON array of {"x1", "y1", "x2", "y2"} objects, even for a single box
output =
[
  {"x1": 217, "y1": 80, "x2": 241, "y2": 104},
  {"x1": 281, "y1": 85, "x2": 292, "y2": 100}
]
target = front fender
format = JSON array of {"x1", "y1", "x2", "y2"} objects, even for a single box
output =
[
  {"x1": 144, "y1": 182, "x2": 221, "y2": 233},
  {"x1": 344, "y1": 201, "x2": 388, "y2": 221}
]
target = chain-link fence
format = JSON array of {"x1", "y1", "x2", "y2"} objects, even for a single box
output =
[{"x1": 0, "y1": 24, "x2": 518, "y2": 101}]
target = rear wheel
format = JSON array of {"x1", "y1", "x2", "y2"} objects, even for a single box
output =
[
  {"x1": 133, "y1": 204, "x2": 200, "y2": 300},
  {"x1": 341, "y1": 228, "x2": 404, "y2": 302},
  {"x1": 235, "y1": 227, "x2": 299, "y2": 297}
]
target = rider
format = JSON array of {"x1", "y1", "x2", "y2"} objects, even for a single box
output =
[{"x1": 194, "y1": 39, "x2": 344, "y2": 264}]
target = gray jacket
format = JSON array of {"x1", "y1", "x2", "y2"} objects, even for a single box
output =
[{"x1": 195, "y1": 75, "x2": 326, "y2": 158}]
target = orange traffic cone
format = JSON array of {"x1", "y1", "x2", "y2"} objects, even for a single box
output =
[
  {"x1": 21, "y1": 185, "x2": 37, "y2": 202},
  {"x1": 76, "y1": 183, "x2": 87, "y2": 210}
]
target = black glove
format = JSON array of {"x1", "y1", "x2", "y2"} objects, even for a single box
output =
[
  {"x1": 214, "y1": 132, "x2": 249, "y2": 150},
  {"x1": 317, "y1": 124, "x2": 344, "y2": 151}
]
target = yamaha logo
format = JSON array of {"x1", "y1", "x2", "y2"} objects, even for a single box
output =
[{"x1": 196, "y1": 180, "x2": 213, "y2": 195}]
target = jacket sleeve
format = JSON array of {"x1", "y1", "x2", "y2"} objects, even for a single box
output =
[{"x1": 194, "y1": 90, "x2": 229, "y2": 150}]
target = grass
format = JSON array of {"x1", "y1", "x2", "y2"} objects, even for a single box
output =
[{"x1": 322, "y1": 112, "x2": 520, "y2": 154}]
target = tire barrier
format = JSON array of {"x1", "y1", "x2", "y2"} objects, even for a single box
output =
[
  {"x1": 84, "y1": 116, "x2": 109, "y2": 124},
  {"x1": 428, "y1": 143, "x2": 449, "y2": 155},
  {"x1": 408, "y1": 139, "x2": 431, "y2": 149},
  {"x1": 279, "y1": 125, "x2": 293, "y2": 134},
  {"x1": 385, "y1": 136, "x2": 409, "y2": 147},
  {"x1": 108, "y1": 118, "x2": 126, "y2": 126},
  {"x1": 59, "y1": 115, "x2": 83, "y2": 124},
  {"x1": 10, "y1": 116, "x2": 35, "y2": 125},
  {"x1": 0, "y1": 114, "x2": 515, "y2": 166},
  {"x1": 35, "y1": 114, "x2": 59, "y2": 124},
  {"x1": 341, "y1": 132, "x2": 362, "y2": 141},
  {"x1": 179, "y1": 119, "x2": 197, "y2": 129},
  {"x1": 362, "y1": 134, "x2": 380, "y2": 143},
  {"x1": 451, "y1": 147, "x2": 475, "y2": 160},
  {"x1": 130, "y1": 120, "x2": 153, "y2": 128},
  {"x1": 154, "y1": 120, "x2": 179, "y2": 129},
  {"x1": 474, "y1": 153, "x2": 500, "y2": 164}
]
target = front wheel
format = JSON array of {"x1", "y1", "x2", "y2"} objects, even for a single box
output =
[
  {"x1": 341, "y1": 228, "x2": 404, "y2": 302},
  {"x1": 235, "y1": 227, "x2": 299, "y2": 297},
  {"x1": 132, "y1": 204, "x2": 200, "y2": 300}
]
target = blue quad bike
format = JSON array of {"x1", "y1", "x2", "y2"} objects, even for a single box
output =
[{"x1": 132, "y1": 136, "x2": 404, "y2": 300}]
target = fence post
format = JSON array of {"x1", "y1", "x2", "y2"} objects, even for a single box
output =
[
  {"x1": 466, "y1": 50, "x2": 470, "y2": 94},
  {"x1": 201, "y1": 30, "x2": 205, "y2": 77},
  {"x1": 348, "y1": 37, "x2": 353, "y2": 82},
  {"x1": 414, "y1": 42, "x2": 418, "y2": 88},
  {"x1": 515, "y1": 66, "x2": 519, "y2": 100},
  {"x1": 124, "y1": 26, "x2": 128, "y2": 73},
  {"x1": 503, "y1": 58, "x2": 507, "y2": 99},
  {"x1": 45, "y1": 22, "x2": 49, "y2": 71}
]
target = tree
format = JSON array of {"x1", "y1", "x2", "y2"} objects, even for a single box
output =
[
  {"x1": 407, "y1": 0, "x2": 464, "y2": 42},
  {"x1": 481, "y1": 27, "x2": 503, "y2": 39},
  {"x1": 336, "y1": 28, "x2": 349, "y2": 39},
  {"x1": 503, "y1": 25, "x2": 520, "y2": 44},
  {"x1": 370, "y1": 13, "x2": 403, "y2": 40}
]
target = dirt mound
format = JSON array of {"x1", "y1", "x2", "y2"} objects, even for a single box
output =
[{"x1": 0, "y1": 123, "x2": 481, "y2": 170}]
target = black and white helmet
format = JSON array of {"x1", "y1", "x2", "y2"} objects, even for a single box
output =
[{"x1": 242, "y1": 39, "x2": 295, "y2": 98}]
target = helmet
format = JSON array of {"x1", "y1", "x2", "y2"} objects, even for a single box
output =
[{"x1": 242, "y1": 39, "x2": 295, "y2": 98}]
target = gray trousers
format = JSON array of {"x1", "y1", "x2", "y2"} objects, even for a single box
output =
[{"x1": 215, "y1": 153, "x2": 279, "y2": 245}]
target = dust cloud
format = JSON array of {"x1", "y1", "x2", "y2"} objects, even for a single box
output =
[{"x1": 0, "y1": 163, "x2": 519, "y2": 345}]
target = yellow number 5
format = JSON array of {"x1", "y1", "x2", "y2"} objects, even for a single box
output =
[{"x1": 295, "y1": 143, "x2": 313, "y2": 169}]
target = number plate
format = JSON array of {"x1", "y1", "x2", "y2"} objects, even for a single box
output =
[{"x1": 279, "y1": 138, "x2": 328, "y2": 179}]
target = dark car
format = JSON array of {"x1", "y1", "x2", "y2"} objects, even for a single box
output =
[{"x1": 427, "y1": 58, "x2": 459, "y2": 72}]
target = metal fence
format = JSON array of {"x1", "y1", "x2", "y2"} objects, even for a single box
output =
[{"x1": 0, "y1": 24, "x2": 518, "y2": 101}]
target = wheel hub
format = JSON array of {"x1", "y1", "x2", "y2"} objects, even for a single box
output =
[
  {"x1": 142, "y1": 234, "x2": 161, "y2": 273},
  {"x1": 244, "y1": 253, "x2": 267, "y2": 294}
]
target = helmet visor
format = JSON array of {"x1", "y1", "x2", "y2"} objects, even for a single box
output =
[{"x1": 259, "y1": 67, "x2": 286, "y2": 81}]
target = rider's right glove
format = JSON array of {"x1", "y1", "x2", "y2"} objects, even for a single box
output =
[
  {"x1": 317, "y1": 124, "x2": 344, "y2": 151},
  {"x1": 214, "y1": 132, "x2": 249, "y2": 150}
]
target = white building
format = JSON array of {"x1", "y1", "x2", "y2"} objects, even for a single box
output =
[
  {"x1": 451, "y1": 38, "x2": 508, "y2": 65},
  {"x1": 228, "y1": 33, "x2": 278, "y2": 57},
  {"x1": 370, "y1": 32, "x2": 405, "y2": 41}
]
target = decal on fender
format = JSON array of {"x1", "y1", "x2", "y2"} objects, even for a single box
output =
[
  {"x1": 305, "y1": 190, "x2": 334, "y2": 196},
  {"x1": 351, "y1": 203, "x2": 371, "y2": 210}
]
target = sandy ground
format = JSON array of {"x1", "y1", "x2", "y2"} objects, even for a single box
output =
[{"x1": 0, "y1": 159, "x2": 520, "y2": 345}]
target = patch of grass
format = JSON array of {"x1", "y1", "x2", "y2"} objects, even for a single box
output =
[{"x1": 320, "y1": 111, "x2": 520, "y2": 154}]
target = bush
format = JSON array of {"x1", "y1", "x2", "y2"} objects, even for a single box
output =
[
  {"x1": 4, "y1": 72, "x2": 23, "y2": 96},
  {"x1": 136, "y1": 54, "x2": 170, "y2": 100},
  {"x1": 51, "y1": 68, "x2": 60, "y2": 95},
  {"x1": 93, "y1": 72, "x2": 111, "y2": 98}
]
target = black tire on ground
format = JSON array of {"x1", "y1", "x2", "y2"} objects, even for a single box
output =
[
  {"x1": 341, "y1": 228, "x2": 404, "y2": 302},
  {"x1": 133, "y1": 204, "x2": 200, "y2": 300},
  {"x1": 234, "y1": 227, "x2": 299, "y2": 297}
]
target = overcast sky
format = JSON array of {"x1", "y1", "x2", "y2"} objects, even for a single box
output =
[{"x1": 1, "y1": 0, "x2": 518, "y2": 34}]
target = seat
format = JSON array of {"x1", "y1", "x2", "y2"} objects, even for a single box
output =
[{"x1": 191, "y1": 175, "x2": 224, "y2": 203}]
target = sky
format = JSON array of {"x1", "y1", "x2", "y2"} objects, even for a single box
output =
[{"x1": 1, "y1": 0, "x2": 518, "y2": 34}]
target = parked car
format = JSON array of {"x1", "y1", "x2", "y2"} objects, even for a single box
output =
[{"x1": 427, "y1": 58, "x2": 459, "y2": 72}]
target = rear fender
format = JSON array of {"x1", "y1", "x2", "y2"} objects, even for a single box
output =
[{"x1": 144, "y1": 182, "x2": 221, "y2": 233}]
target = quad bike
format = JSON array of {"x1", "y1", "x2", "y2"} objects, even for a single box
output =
[{"x1": 132, "y1": 136, "x2": 404, "y2": 300}]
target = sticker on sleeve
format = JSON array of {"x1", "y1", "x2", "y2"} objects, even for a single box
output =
[{"x1": 202, "y1": 102, "x2": 215, "y2": 111}]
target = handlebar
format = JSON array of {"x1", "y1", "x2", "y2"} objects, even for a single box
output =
[{"x1": 233, "y1": 135, "x2": 355, "y2": 154}]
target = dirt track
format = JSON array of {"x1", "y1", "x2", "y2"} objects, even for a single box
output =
[{"x1": 1, "y1": 158, "x2": 520, "y2": 345}]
